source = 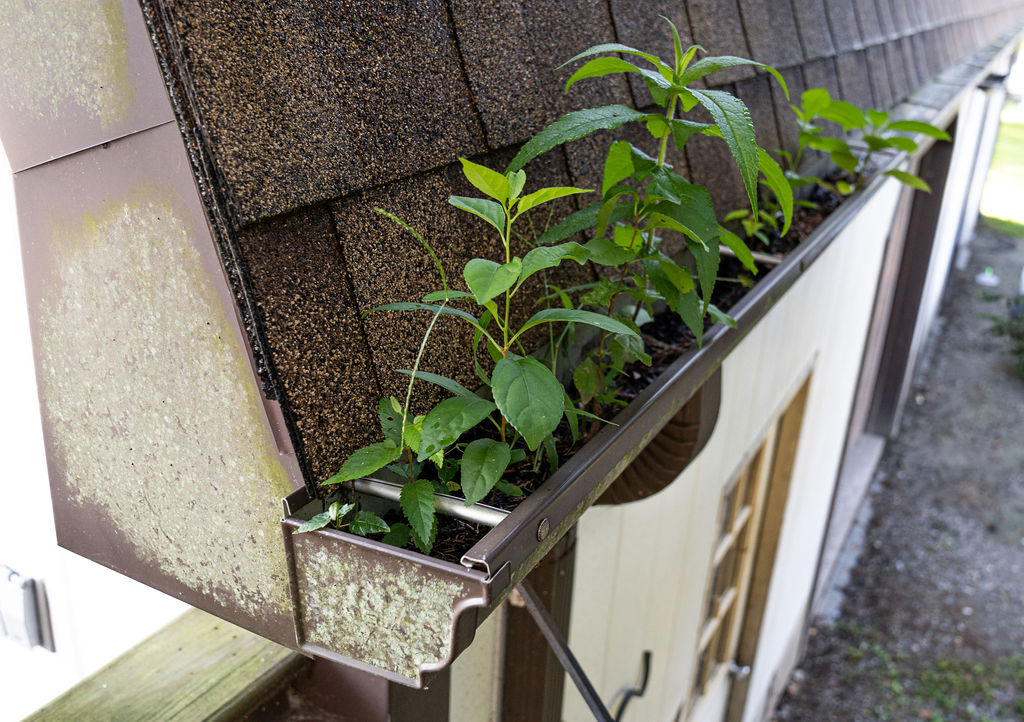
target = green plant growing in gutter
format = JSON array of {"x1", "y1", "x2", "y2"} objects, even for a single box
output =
[
  {"x1": 784, "y1": 87, "x2": 951, "y2": 196},
  {"x1": 303, "y1": 20, "x2": 802, "y2": 557},
  {"x1": 312, "y1": 161, "x2": 640, "y2": 553},
  {"x1": 504, "y1": 18, "x2": 792, "y2": 408}
]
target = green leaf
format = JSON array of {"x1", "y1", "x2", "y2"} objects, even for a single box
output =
[
  {"x1": 536, "y1": 201, "x2": 600, "y2": 245},
  {"x1": 400, "y1": 480, "x2": 437, "y2": 554},
  {"x1": 565, "y1": 56, "x2": 643, "y2": 91},
  {"x1": 882, "y1": 135, "x2": 917, "y2": 153},
  {"x1": 371, "y1": 301, "x2": 481, "y2": 328},
  {"x1": 422, "y1": 289, "x2": 474, "y2": 302},
  {"x1": 884, "y1": 169, "x2": 932, "y2": 192},
  {"x1": 801, "y1": 88, "x2": 832, "y2": 116},
  {"x1": 613, "y1": 223, "x2": 643, "y2": 252},
  {"x1": 758, "y1": 148, "x2": 793, "y2": 235},
  {"x1": 602, "y1": 141, "x2": 635, "y2": 196},
  {"x1": 378, "y1": 398, "x2": 403, "y2": 444},
  {"x1": 719, "y1": 226, "x2": 757, "y2": 274},
  {"x1": 657, "y1": 257, "x2": 695, "y2": 295},
  {"x1": 821, "y1": 100, "x2": 867, "y2": 131},
  {"x1": 706, "y1": 304, "x2": 737, "y2": 328},
  {"x1": 864, "y1": 134, "x2": 893, "y2": 152},
  {"x1": 491, "y1": 357, "x2": 565, "y2": 450},
  {"x1": 516, "y1": 186, "x2": 591, "y2": 216},
  {"x1": 643, "y1": 75, "x2": 669, "y2": 106},
  {"x1": 679, "y1": 56, "x2": 788, "y2": 98},
  {"x1": 646, "y1": 177, "x2": 718, "y2": 247},
  {"x1": 664, "y1": 16, "x2": 685, "y2": 69},
  {"x1": 461, "y1": 439, "x2": 512, "y2": 505},
  {"x1": 349, "y1": 510, "x2": 390, "y2": 536},
  {"x1": 324, "y1": 441, "x2": 401, "y2": 484},
  {"x1": 296, "y1": 512, "x2": 332, "y2": 534},
  {"x1": 830, "y1": 150, "x2": 859, "y2": 173},
  {"x1": 464, "y1": 257, "x2": 521, "y2": 304},
  {"x1": 647, "y1": 261, "x2": 703, "y2": 343},
  {"x1": 670, "y1": 119, "x2": 716, "y2": 148},
  {"x1": 593, "y1": 191, "x2": 627, "y2": 238},
  {"x1": 459, "y1": 158, "x2": 510, "y2": 203},
  {"x1": 866, "y1": 109, "x2": 888, "y2": 127},
  {"x1": 507, "y1": 105, "x2": 649, "y2": 173},
  {"x1": 507, "y1": 169, "x2": 526, "y2": 200},
  {"x1": 583, "y1": 236, "x2": 636, "y2": 266},
  {"x1": 330, "y1": 501, "x2": 356, "y2": 522},
  {"x1": 806, "y1": 135, "x2": 851, "y2": 153},
  {"x1": 517, "y1": 242, "x2": 589, "y2": 289},
  {"x1": 449, "y1": 195, "x2": 506, "y2": 234},
  {"x1": 573, "y1": 357, "x2": 601, "y2": 403},
  {"x1": 560, "y1": 42, "x2": 663, "y2": 70},
  {"x1": 690, "y1": 89, "x2": 759, "y2": 212},
  {"x1": 417, "y1": 396, "x2": 498, "y2": 461},
  {"x1": 380, "y1": 522, "x2": 411, "y2": 548},
  {"x1": 495, "y1": 479, "x2": 524, "y2": 497},
  {"x1": 516, "y1": 308, "x2": 640, "y2": 340},
  {"x1": 885, "y1": 120, "x2": 950, "y2": 141},
  {"x1": 397, "y1": 370, "x2": 477, "y2": 398},
  {"x1": 688, "y1": 235, "x2": 720, "y2": 307},
  {"x1": 563, "y1": 391, "x2": 580, "y2": 442}
]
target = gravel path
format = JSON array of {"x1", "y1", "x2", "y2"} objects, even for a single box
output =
[{"x1": 773, "y1": 222, "x2": 1024, "y2": 722}]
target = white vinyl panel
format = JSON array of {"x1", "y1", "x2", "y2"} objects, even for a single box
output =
[
  {"x1": 450, "y1": 603, "x2": 505, "y2": 722},
  {"x1": 632, "y1": 454, "x2": 706, "y2": 721},
  {"x1": 597, "y1": 495, "x2": 670, "y2": 716},
  {"x1": 563, "y1": 505, "x2": 625, "y2": 722},
  {"x1": 738, "y1": 180, "x2": 902, "y2": 722}
]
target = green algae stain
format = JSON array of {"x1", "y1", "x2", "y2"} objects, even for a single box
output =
[
  {"x1": 292, "y1": 539, "x2": 467, "y2": 681},
  {"x1": 0, "y1": 0, "x2": 134, "y2": 128},
  {"x1": 37, "y1": 185, "x2": 292, "y2": 620}
]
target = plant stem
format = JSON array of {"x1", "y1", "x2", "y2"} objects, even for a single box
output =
[{"x1": 658, "y1": 95, "x2": 678, "y2": 167}]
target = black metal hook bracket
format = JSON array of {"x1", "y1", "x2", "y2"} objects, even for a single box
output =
[{"x1": 516, "y1": 581, "x2": 651, "y2": 722}]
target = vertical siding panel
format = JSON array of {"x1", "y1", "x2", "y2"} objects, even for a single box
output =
[
  {"x1": 562, "y1": 506, "x2": 624, "y2": 721},
  {"x1": 642, "y1": 455, "x2": 706, "y2": 720}
]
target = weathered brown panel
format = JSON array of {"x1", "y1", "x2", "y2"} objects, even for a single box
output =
[
  {"x1": 236, "y1": 208, "x2": 383, "y2": 484},
  {"x1": 802, "y1": 57, "x2": 842, "y2": 102},
  {"x1": 0, "y1": 0, "x2": 173, "y2": 172},
  {"x1": 772, "y1": 65, "x2": 808, "y2": 157},
  {"x1": 17, "y1": 122, "x2": 301, "y2": 646},
  {"x1": 791, "y1": 0, "x2": 838, "y2": 60},
  {"x1": 738, "y1": 0, "x2": 805, "y2": 69},
  {"x1": 686, "y1": 0, "x2": 754, "y2": 83},
  {"x1": 450, "y1": 0, "x2": 629, "y2": 149},
  {"x1": 855, "y1": 0, "x2": 888, "y2": 45},
  {"x1": 836, "y1": 51, "x2": 876, "y2": 110},
  {"x1": 885, "y1": 40, "x2": 912, "y2": 103},
  {"x1": 826, "y1": 1, "x2": 866, "y2": 51},
  {"x1": 867, "y1": 44, "x2": 896, "y2": 109},
  {"x1": 150, "y1": 0, "x2": 486, "y2": 224}
]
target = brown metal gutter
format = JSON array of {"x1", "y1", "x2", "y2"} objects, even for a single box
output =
[{"x1": 277, "y1": 148, "x2": 908, "y2": 686}]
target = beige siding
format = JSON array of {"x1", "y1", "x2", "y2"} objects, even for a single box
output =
[{"x1": 563, "y1": 176, "x2": 904, "y2": 722}]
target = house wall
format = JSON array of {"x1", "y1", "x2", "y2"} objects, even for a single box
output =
[
  {"x1": 2, "y1": 0, "x2": 1024, "y2": 718},
  {"x1": 560, "y1": 177, "x2": 903, "y2": 722}
]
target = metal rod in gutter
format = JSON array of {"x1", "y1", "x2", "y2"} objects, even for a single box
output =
[
  {"x1": 353, "y1": 477, "x2": 509, "y2": 528},
  {"x1": 719, "y1": 244, "x2": 783, "y2": 267}
]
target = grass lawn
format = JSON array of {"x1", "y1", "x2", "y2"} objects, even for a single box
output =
[{"x1": 980, "y1": 101, "x2": 1024, "y2": 227}]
